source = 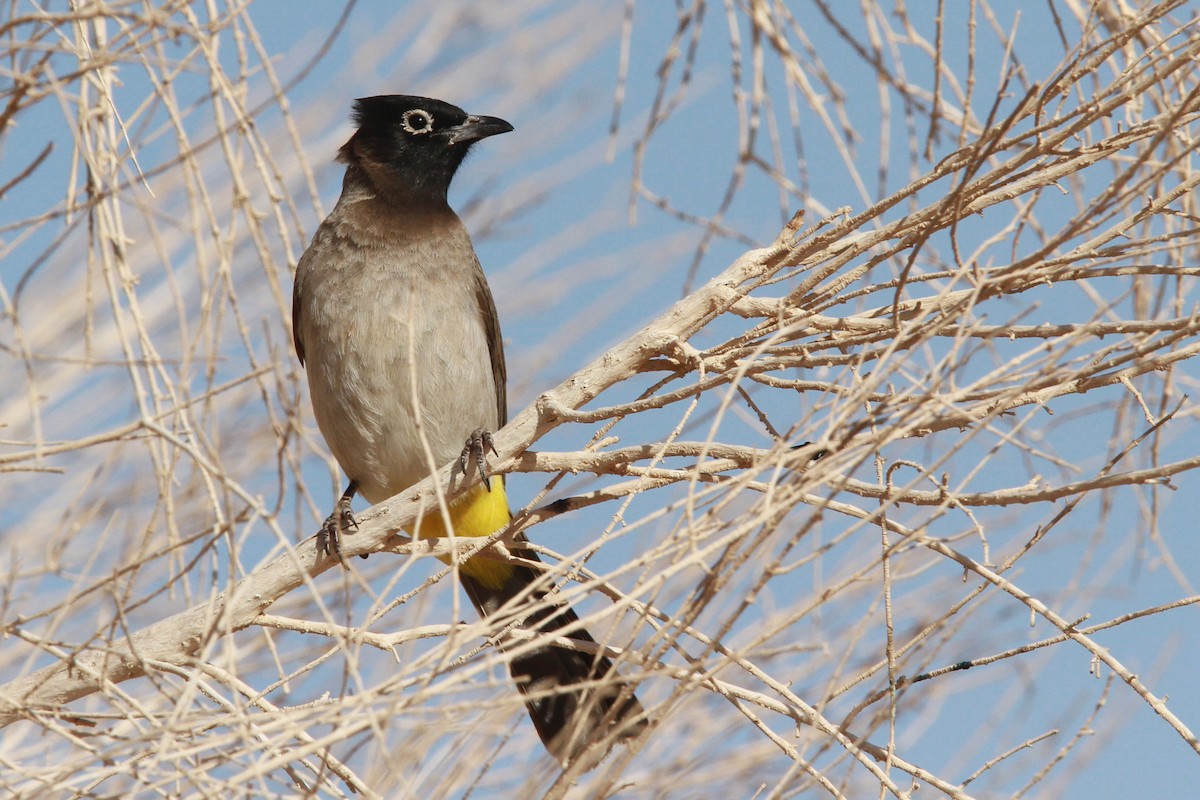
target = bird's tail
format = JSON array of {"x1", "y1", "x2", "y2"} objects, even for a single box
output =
[
  {"x1": 416, "y1": 481, "x2": 645, "y2": 766},
  {"x1": 460, "y1": 541, "x2": 646, "y2": 767}
]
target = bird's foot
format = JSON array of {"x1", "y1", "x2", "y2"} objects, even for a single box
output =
[
  {"x1": 459, "y1": 428, "x2": 498, "y2": 491},
  {"x1": 318, "y1": 492, "x2": 359, "y2": 566}
]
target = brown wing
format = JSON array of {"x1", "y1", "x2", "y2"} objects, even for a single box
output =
[
  {"x1": 473, "y1": 262, "x2": 507, "y2": 426},
  {"x1": 291, "y1": 250, "x2": 309, "y2": 366}
]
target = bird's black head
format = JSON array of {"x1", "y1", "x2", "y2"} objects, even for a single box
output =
[{"x1": 337, "y1": 95, "x2": 513, "y2": 205}]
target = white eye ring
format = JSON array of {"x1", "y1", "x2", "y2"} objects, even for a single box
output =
[{"x1": 401, "y1": 109, "x2": 434, "y2": 135}]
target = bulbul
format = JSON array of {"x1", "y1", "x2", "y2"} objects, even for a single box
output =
[{"x1": 291, "y1": 95, "x2": 645, "y2": 766}]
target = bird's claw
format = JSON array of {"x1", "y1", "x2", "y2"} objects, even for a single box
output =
[
  {"x1": 318, "y1": 493, "x2": 359, "y2": 566},
  {"x1": 459, "y1": 428, "x2": 498, "y2": 491}
]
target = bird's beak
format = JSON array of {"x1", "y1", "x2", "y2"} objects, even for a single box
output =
[{"x1": 446, "y1": 114, "x2": 514, "y2": 146}]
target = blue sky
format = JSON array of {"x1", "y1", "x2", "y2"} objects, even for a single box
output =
[{"x1": 2, "y1": 2, "x2": 1198, "y2": 797}]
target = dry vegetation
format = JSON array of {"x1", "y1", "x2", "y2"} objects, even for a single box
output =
[{"x1": 2, "y1": 1, "x2": 1198, "y2": 798}]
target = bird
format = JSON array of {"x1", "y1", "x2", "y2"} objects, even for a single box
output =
[{"x1": 291, "y1": 95, "x2": 645, "y2": 767}]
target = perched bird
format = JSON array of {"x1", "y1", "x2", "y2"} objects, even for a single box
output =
[{"x1": 291, "y1": 95, "x2": 645, "y2": 766}]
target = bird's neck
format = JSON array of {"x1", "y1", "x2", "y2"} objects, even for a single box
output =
[{"x1": 340, "y1": 159, "x2": 456, "y2": 210}]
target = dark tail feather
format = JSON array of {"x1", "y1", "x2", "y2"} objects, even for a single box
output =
[{"x1": 460, "y1": 544, "x2": 646, "y2": 767}]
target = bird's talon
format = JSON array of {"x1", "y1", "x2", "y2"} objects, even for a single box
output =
[
  {"x1": 319, "y1": 492, "x2": 358, "y2": 567},
  {"x1": 460, "y1": 428, "x2": 497, "y2": 491}
]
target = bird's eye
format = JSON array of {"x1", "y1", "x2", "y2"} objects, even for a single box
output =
[{"x1": 401, "y1": 109, "x2": 434, "y2": 135}]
